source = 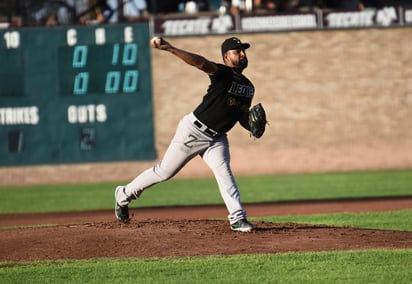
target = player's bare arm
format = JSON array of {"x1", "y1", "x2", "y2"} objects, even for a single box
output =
[{"x1": 150, "y1": 37, "x2": 218, "y2": 75}]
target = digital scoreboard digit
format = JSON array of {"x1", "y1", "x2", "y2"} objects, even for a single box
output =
[
  {"x1": 0, "y1": 24, "x2": 156, "y2": 166},
  {"x1": 58, "y1": 43, "x2": 140, "y2": 95}
]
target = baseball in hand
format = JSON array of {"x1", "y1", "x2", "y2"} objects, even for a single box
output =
[{"x1": 150, "y1": 36, "x2": 161, "y2": 48}]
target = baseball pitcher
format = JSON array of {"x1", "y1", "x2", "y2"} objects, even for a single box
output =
[{"x1": 115, "y1": 36, "x2": 267, "y2": 232}]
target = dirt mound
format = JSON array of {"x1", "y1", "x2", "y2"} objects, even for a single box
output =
[
  {"x1": 1, "y1": 219, "x2": 411, "y2": 262},
  {"x1": 1, "y1": 198, "x2": 412, "y2": 262}
]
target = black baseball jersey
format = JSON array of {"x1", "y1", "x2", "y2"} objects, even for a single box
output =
[{"x1": 193, "y1": 64, "x2": 255, "y2": 134}]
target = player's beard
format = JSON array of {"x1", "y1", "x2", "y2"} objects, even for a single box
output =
[
  {"x1": 227, "y1": 55, "x2": 248, "y2": 71},
  {"x1": 238, "y1": 57, "x2": 248, "y2": 70}
]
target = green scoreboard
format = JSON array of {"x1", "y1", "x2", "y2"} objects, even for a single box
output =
[{"x1": 0, "y1": 23, "x2": 157, "y2": 166}]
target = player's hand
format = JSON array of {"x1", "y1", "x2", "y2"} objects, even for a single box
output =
[{"x1": 150, "y1": 37, "x2": 171, "y2": 51}]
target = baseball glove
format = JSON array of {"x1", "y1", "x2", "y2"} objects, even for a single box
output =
[{"x1": 249, "y1": 103, "x2": 267, "y2": 139}]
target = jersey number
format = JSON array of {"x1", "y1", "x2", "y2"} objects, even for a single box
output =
[{"x1": 183, "y1": 134, "x2": 198, "y2": 149}]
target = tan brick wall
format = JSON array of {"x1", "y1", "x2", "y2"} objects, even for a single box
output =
[
  {"x1": 154, "y1": 28, "x2": 412, "y2": 148},
  {"x1": 2, "y1": 27, "x2": 412, "y2": 185}
]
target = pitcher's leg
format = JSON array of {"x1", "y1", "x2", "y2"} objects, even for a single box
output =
[
  {"x1": 116, "y1": 117, "x2": 208, "y2": 206},
  {"x1": 118, "y1": 160, "x2": 178, "y2": 206},
  {"x1": 118, "y1": 142, "x2": 196, "y2": 206},
  {"x1": 202, "y1": 136, "x2": 246, "y2": 224}
]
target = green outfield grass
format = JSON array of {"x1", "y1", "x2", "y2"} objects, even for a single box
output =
[
  {"x1": 1, "y1": 249, "x2": 411, "y2": 283},
  {"x1": 1, "y1": 169, "x2": 411, "y2": 214},
  {"x1": 1, "y1": 169, "x2": 411, "y2": 283}
]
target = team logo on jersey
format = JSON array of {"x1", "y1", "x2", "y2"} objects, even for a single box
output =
[
  {"x1": 228, "y1": 81, "x2": 254, "y2": 98},
  {"x1": 227, "y1": 97, "x2": 249, "y2": 111}
]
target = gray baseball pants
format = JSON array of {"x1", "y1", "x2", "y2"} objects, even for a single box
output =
[{"x1": 116, "y1": 112, "x2": 247, "y2": 224}]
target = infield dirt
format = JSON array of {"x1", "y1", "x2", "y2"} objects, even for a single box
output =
[{"x1": 1, "y1": 197, "x2": 411, "y2": 261}]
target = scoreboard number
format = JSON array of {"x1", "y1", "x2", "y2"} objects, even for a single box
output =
[{"x1": 0, "y1": 24, "x2": 156, "y2": 166}]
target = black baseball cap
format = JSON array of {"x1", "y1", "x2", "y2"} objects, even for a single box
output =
[{"x1": 221, "y1": 37, "x2": 250, "y2": 55}]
